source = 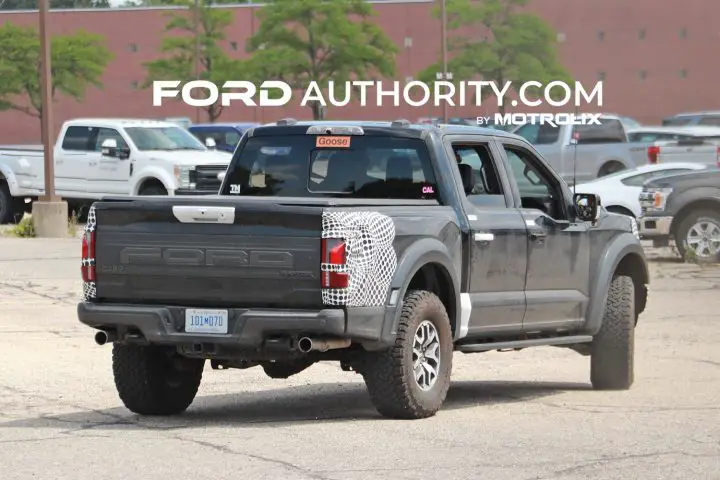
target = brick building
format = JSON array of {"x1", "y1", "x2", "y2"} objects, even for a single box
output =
[{"x1": 0, "y1": 0, "x2": 718, "y2": 143}]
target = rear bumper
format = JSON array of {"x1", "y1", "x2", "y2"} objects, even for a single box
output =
[{"x1": 77, "y1": 302, "x2": 393, "y2": 349}]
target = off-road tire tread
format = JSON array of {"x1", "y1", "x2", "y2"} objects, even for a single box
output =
[
  {"x1": 112, "y1": 344, "x2": 204, "y2": 416},
  {"x1": 591, "y1": 275, "x2": 635, "y2": 390},
  {"x1": 361, "y1": 290, "x2": 452, "y2": 419},
  {"x1": 674, "y1": 210, "x2": 720, "y2": 263},
  {"x1": 0, "y1": 181, "x2": 22, "y2": 224}
]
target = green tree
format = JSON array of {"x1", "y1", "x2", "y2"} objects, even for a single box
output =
[
  {"x1": 0, "y1": 0, "x2": 110, "y2": 8},
  {"x1": 418, "y1": 0, "x2": 573, "y2": 113},
  {"x1": 0, "y1": 23, "x2": 112, "y2": 127},
  {"x1": 246, "y1": 0, "x2": 397, "y2": 120},
  {"x1": 143, "y1": 0, "x2": 253, "y2": 122}
]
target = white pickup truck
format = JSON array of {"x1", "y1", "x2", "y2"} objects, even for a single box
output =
[
  {"x1": 0, "y1": 118, "x2": 232, "y2": 223},
  {"x1": 647, "y1": 128, "x2": 720, "y2": 168},
  {"x1": 511, "y1": 114, "x2": 648, "y2": 184}
]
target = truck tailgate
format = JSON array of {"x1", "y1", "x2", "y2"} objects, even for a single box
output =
[{"x1": 88, "y1": 198, "x2": 323, "y2": 308}]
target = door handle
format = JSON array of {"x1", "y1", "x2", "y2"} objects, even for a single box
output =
[
  {"x1": 474, "y1": 232, "x2": 494, "y2": 244},
  {"x1": 529, "y1": 230, "x2": 546, "y2": 243}
]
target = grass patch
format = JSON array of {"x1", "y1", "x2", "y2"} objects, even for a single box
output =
[{"x1": 6, "y1": 214, "x2": 35, "y2": 238}]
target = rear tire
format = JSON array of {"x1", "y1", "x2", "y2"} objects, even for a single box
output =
[
  {"x1": 112, "y1": 344, "x2": 204, "y2": 415},
  {"x1": 597, "y1": 161, "x2": 625, "y2": 178},
  {"x1": 591, "y1": 275, "x2": 635, "y2": 390},
  {"x1": 360, "y1": 290, "x2": 453, "y2": 419}
]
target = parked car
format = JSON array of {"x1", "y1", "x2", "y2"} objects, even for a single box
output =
[
  {"x1": 662, "y1": 111, "x2": 720, "y2": 127},
  {"x1": 511, "y1": 114, "x2": 647, "y2": 183},
  {"x1": 0, "y1": 118, "x2": 232, "y2": 223},
  {"x1": 77, "y1": 119, "x2": 649, "y2": 420},
  {"x1": 188, "y1": 122, "x2": 260, "y2": 153},
  {"x1": 639, "y1": 167, "x2": 720, "y2": 261},
  {"x1": 574, "y1": 162, "x2": 707, "y2": 218}
]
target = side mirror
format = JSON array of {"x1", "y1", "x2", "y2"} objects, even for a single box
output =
[
  {"x1": 574, "y1": 192, "x2": 600, "y2": 223},
  {"x1": 458, "y1": 164, "x2": 475, "y2": 195},
  {"x1": 205, "y1": 138, "x2": 216, "y2": 149},
  {"x1": 101, "y1": 138, "x2": 118, "y2": 157}
]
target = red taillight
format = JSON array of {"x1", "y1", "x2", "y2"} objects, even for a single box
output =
[
  {"x1": 81, "y1": 230, "x2": 95, "y2": 282},
  {"x1": 647, "y1": 145, "x2": 659, "y2": 164},
  {"x1": 321, "y1": 238, "x2": 349, "y2": 289}
]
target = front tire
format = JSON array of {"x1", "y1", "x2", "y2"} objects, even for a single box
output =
[
  {"x1": 591, "y1": 275, "x2": 635, "y2": 390},
  {"x1": 360, "y1": 290, "x2": 453, "y2": 419},
  {"x1": 112, "y1": 344, "x2": 204, "y2": 415},
  {"x1": 674, "y1": 210, "x2": 720, "y2": 263}
]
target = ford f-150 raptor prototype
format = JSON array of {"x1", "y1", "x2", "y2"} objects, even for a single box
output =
[{"x1": 77, "y1": 119, "x2": 650, "y2": 420}]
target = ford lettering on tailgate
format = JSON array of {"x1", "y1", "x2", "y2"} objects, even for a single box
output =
[{"x1": 118, "y1": 247, "x2": 294, "y2": 268}]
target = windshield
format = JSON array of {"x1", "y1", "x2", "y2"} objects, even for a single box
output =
[
  {"x1": 221, "y1": 135, "x2": 438, "y2": 199},
  {"x1": 124, "y1": 126, "x2": 206, "y2": 151}
]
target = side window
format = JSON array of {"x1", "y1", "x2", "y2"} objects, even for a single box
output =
[
  {"x1": 514, "y1": 123, "x2": 559, "y2": 145},
  {"x1": 503, "y1": 144, "x2": 567, "y2": 220},
  {"x1": 572, "y1": 119, "x2": 625, "y2": 144},
  {"x1": 225, "y1": 131, "x2": 241, "y2": 147},
  {"x1": 61, "y1": 126, "x2": 95, "y2": 151},
  {"x1": 698, "y1": 116, "x2": 720, "y2": 126},
  {"x1": 451, "y1": 143, "x2": 505, "y2": 206},
  {"x1": 93, "y1": 128, "x2": 128, "y2": 151}
]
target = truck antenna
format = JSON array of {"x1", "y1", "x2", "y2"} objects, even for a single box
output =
[{"x1": 572, "y1": 131, "x2": 579, "y2": 195}]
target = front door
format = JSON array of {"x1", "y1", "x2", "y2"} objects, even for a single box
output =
[
  {"x1": 87, "y1": 127, "x2": 132, "y2": 195},
  {"x1": 499, "y1": 140, "x2": 591, "y2": 333},
  {"x1": 447, "y1": 138, "x2": 528, "y2": 338}
]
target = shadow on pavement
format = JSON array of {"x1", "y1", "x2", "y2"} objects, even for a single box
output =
[{"x1": 0, "y1": 380, "x2": 590, "y2": 430}]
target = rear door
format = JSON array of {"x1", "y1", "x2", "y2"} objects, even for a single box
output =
[
  {"x1": 55, "y1": 125, "x2": 94, "y2": 195},
  {"x1": 444, "y1": 134, "x2": 528, "y2": 337}
]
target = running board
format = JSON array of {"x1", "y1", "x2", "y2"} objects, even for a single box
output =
[{"x1": 457, "y1": 335, "x2": 593, "y2": 353}]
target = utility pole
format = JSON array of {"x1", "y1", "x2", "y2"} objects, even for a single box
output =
[
  {"x1": 194, "y1": 0, "x2": 201, "y2": 123},
  {"x1": 32, "y1": 0, "x2": 68, "y2": 237},
  {"x1": 440, "y1": 0, "x2": 448, "y2": 123}
]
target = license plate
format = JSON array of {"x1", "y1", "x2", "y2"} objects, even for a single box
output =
[{"x1": 185, "y1": 309, "x2": 228, "y2": 334}]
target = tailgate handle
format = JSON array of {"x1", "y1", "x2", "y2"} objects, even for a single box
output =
[{"x1": 172, "y1": 206, "x2": 235, "y2": 224}]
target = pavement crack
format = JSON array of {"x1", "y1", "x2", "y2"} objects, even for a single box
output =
[
  {"x1": 173, "y1": 436, "x2": 332, "y2": 480},
  {"x1": 0, "y1": 281, "x2": 76, "y2": 305}
]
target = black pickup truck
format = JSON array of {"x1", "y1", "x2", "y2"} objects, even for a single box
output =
[
  {"x1": 77, "y1": 120, "x2": 649, "y2": 420},
  {"x1": 639, "y1": 167, "x2": 720, "y2": 262}
]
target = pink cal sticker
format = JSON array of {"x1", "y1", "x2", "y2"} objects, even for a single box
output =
[{"x1": 422, "y1": 185, "x2": 434, "y2": 194}]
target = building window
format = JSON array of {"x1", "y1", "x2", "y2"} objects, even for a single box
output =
[
  {"x1": 679, "y1": 69, "x2": 688, "y2": 78},
  {"x1": 557, "y1": 32, "x2": 566, "y2": 43},
  {"x1": 597, "y1": 31, "x2": 605, "y2": 41},
  {"x1": 405, "y1": 76, "x2": 413, "y2": 83},
  {"x1": 127, "y1": 43, "x2": 138, "y2": 53},
  {"x1": 638, "y1": 28, "x2": 645, "y2": 40},
  {"x1": 598, "y1": 71, "x2": 606, "y2": 81},
  {"x1": 638, "y1": 70, "x2": 647, "y2": 80},
  {"x1": 230, "y1": 41, "x2": 238, "y2": 50},
  {"x1": 679, "y1": 28, "x2": 687, "y2": 38},
  {"x1": 130, "y1": 81, "x2": 139, "y2": 89},
  {"x1": 404, "y1": 37, "x2": 412, "y2": 48}
]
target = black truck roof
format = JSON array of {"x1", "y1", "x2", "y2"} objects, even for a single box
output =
[{"x1": 250, "y1": 119, "x2": 523, "y2": 140}]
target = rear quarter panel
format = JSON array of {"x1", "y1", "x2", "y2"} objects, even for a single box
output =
[{"x1": 321, "y1": 205, "x2": 463, "y2": 308}]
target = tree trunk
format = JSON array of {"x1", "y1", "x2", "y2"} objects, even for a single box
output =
[{"x1": 310, "y1": 101, "x2": 325, "y2": 120}]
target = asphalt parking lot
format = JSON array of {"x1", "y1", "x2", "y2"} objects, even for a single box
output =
[{"x1": 0, "y1": 236, "x2": 718, "y2": 480}]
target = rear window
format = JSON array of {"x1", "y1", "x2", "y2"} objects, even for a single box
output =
[
  {"x1": 221, "y1": 135, "x2": 438, "y2": 199},
  {"x1": 662, "y1": 117, "x2": 693, "y2": 126},
  {"x1": 571, "y1": 119, "x2": 626, "y2": 144}
]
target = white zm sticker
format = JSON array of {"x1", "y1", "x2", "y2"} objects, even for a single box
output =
[{"x1": 229, "y1": 184, "x2": 241, "y2": 194}]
